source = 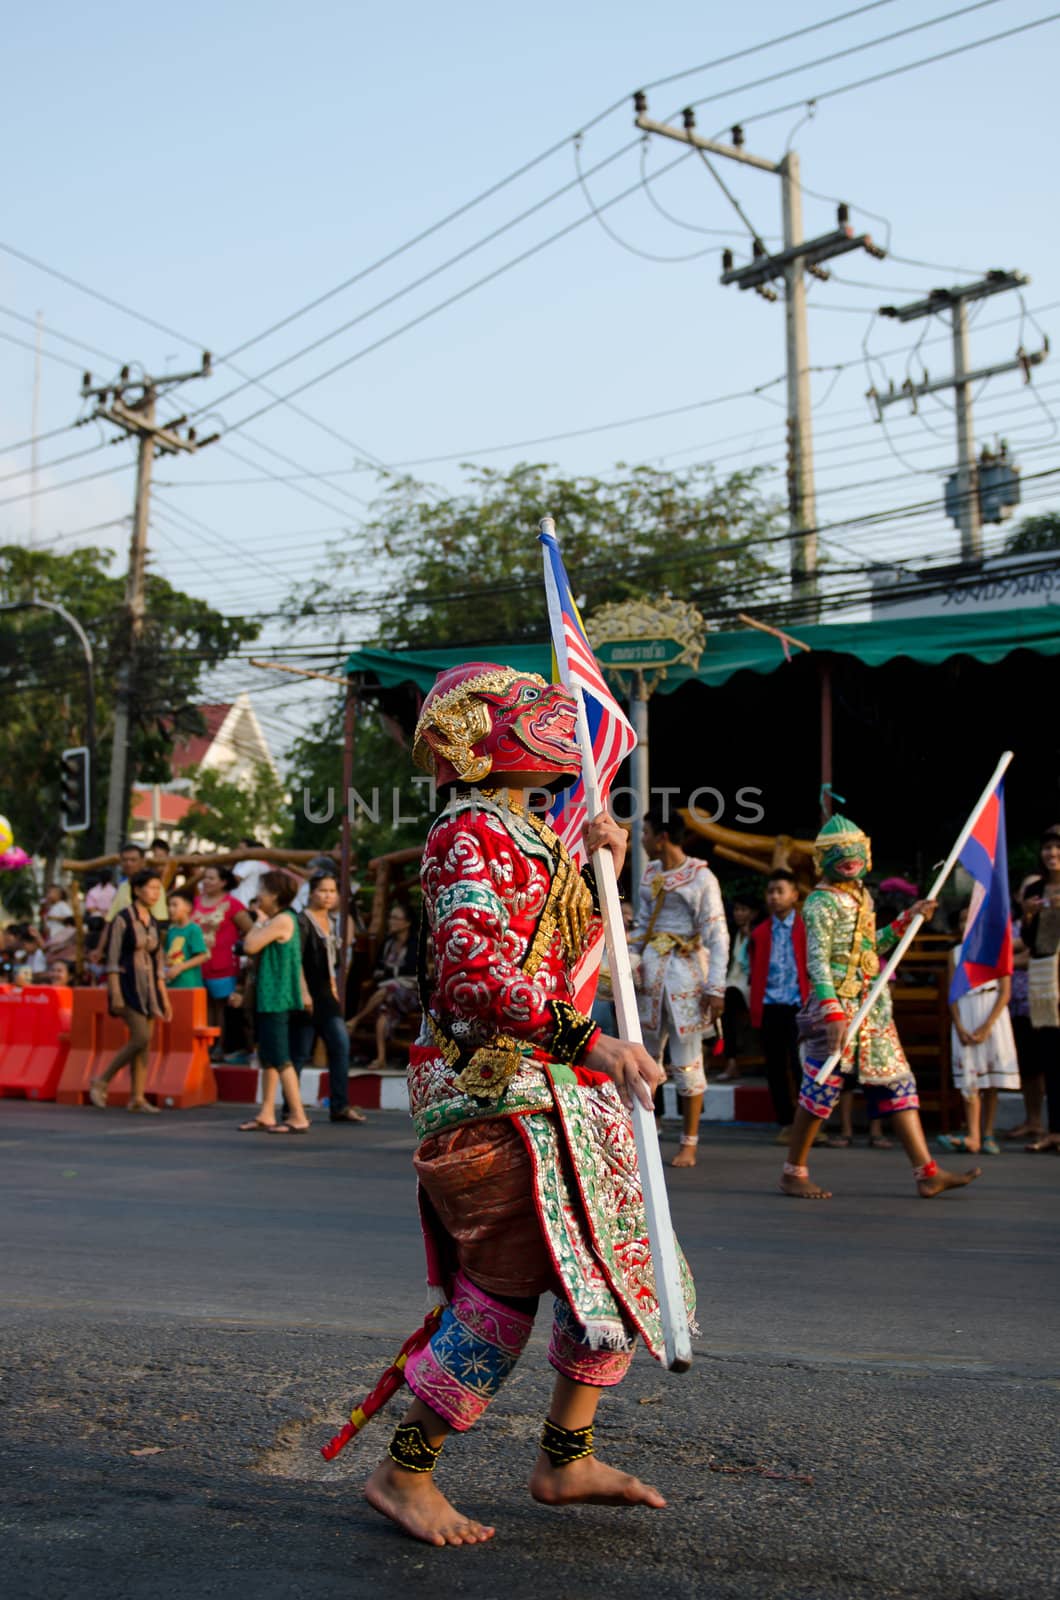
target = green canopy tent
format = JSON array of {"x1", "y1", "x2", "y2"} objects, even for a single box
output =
[{"x1": 345, "y1": 607, "x2": 1060, "y2": 872}]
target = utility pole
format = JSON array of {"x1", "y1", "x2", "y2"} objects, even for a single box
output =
[
  {"x1": 81, "y1": 357, "x2": 218, "y2": 854},
  {"x1": 871, "y1": 272, "x2": 1047, "y2": 564},
  {"x1": 634, "y1": 97, "x2": 886, "y2": 617}
]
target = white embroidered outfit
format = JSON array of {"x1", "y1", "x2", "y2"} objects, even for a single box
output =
[{"x1": 630, "y1": 858, "x2": 729, "y2": 1099}]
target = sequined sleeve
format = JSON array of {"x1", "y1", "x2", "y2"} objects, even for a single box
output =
[
  {"x1": 424, "y1": 811, "x2": 598, "y2": 1061},
  {"x1": 696, "y1": 866, "x2": 730, "y2": 995},
  {"x1": 802, "y1": 889, "x2": 845, "y2": 1020},
  {"x1": 877, "y1": 908, "x2": 914, "y2": 954},
  {"x1": 628, "y1": 865, "x2": 657, "y2": 952}
]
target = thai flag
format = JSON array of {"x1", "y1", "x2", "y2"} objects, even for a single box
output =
[
  {"x1": 949, "y1": 778, "x2": 1013, "y2": 1001},
  {"x1": 540, "y1": 521, "x2": 636, "y2": 1010}
]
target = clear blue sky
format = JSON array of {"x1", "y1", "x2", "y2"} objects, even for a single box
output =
[{"x1": 2, "y1": 0, "x2": 1058, "y2": 753}]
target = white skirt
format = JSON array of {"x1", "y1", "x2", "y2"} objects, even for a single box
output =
[{"x1": 951, "y1": 983, "x2": 1021, "y2": 1092}]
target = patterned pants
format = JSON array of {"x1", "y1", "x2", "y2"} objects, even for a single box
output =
[
  {"x1": 643, "y1": 997, "x2": 707, "y2": 1099},
  {"x1": 403, "y1": 1271, "x2": 634, "y2": 1432},
  {"x1": 798, "y1": 1061, "x2": 920, "y2": 1120}
]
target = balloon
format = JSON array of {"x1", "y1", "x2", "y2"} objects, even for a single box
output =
[
  {"x1": 0, "y1": 815, "x2": 12, "y2": 854},
  {"x1": 0, "y1": 846, "x2": 30, "y2": 870}
]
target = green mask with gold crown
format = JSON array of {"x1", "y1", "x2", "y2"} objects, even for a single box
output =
[{"x1": 813, "y1": 813, "x2": 872, "y2": 881}]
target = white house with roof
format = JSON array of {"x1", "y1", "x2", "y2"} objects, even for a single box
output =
[{"x1": 130, "y1": 693, "x2": 280, "y2": 848}]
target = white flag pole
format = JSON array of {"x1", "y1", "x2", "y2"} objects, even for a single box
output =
[
  {"x1": 813, "y1": 749, "x2": 1014, "y2": 1084},
  {"x1": 540, "y1": 515, "x2": 692, "y2": 1372}
]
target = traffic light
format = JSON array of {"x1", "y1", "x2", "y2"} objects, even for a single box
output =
[{"x1": 60, "y1": 746, "x2": 91, "y2": 833}]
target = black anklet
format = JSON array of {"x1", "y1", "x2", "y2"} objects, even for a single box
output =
[
  {"x1": 388, "y1": 1421, "x2": 443, "y2": 1473},
  {"x1": 540, "y1": 1417, "x2": 594, "y2": 1467}
]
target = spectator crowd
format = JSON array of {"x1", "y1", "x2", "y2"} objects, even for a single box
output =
[{"x1": 2, "y1": 821, "x2": 1058, "y2": 1153}]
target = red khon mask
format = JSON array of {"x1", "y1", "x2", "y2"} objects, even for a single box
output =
[{"x1": 412, "y1": 662, "x2": 581, "y2": 789}]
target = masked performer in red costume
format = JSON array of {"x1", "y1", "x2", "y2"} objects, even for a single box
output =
[{"x1": 363, "y1": 663, "x2": 695, "y2": 1547}]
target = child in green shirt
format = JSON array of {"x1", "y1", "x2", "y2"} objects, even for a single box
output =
[{"x1": 164, "y1": 887, "x2": 208, "y2": 988}]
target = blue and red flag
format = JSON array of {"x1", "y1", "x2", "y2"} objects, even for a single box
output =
[
  {"x1": 539, "y1": 523, "x2": 636, "y2": 868},
  {"x1": 539, "y1": 521, "x2": 636, "y2": 1009},
  {"x1": 949, "y1": 777, "x2": 1013, "y2": 1002}
]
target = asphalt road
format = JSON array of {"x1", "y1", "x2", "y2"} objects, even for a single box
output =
[{"x1": 1, "y1": 1101, "x2": 1056, "y2": 1600}]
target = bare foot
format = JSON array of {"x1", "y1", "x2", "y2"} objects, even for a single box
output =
[
  {"x1": 529, "y1": 1451, "x2": 665, "y2": 1509},
  {"x1": 671, "y1": 1145, "x2": 697, "y2": 1169},
  {"x1": 779, "y1": 1172, "x2": 832, "y2": 1199},
  {"x1": 917, "y1": 1165, "x2": 982, "y2": 1198},
  {"x1": 364, "y1": 1461, "x2": 495, "y2": 1547}
]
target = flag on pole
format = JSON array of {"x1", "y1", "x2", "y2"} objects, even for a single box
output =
[
  {"x1": 539, "y1": 521, "x2": 636, "y2": 1009},
  {"x1": 949, "y1": 776, "x2": 1013, "y2": 1002}
]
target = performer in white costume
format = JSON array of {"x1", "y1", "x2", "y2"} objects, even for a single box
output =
[{"x1": 630, "y1": 808, "x2": 729, "y2": 1168}]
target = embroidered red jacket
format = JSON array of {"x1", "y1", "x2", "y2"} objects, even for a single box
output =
[{"x1": 423, "y1": 797, "x2": 600, "y2": 1066}]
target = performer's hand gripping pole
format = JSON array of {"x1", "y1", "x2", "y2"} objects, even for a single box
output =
[
  {"x1": 814, "y1": 749, "x2": 1014, "y2": 1084},
  {"x1": 540, "y1": 516, "x2": 693, "y2": 1373}
]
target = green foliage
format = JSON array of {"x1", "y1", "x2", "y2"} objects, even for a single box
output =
[
  {"x1": 1005, "y1": 511, "x2": 1060, "y2": 554},
  {"x1": 0, "y1": 543, "x2": 259, "y2": 857},
  {"x1": 287, "y1": 700, "x2": 429, "y2": 862},
  {"x1": 283, "y1": 460, "x2": 784, "y2": 855},
  {"x1": 179, "y1": 761, "x2": 289, "y2": 850},
  {"x1": 294, "y1": 461, "x2": 783, "y2": 650},
  {"x1": 0, "y1": 867, "x2": 39, "y2": 919}
]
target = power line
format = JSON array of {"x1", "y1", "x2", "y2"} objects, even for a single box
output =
[
  {"x1": 0, "y1": 325, "x2": 86, "y2": 373},
  {"x1": 208, "y1": 2, "x2": 905, "y2": 369},
  {"x1": 681, "y1": 0, "x2": 1007, "y2": 120},
  {"x1": 0, "y1": 438, "x2": 110, "y2": 487},
  {"x1": 0, "y1": 303, "x2": 121, "y2": 365},
  {"x1": 0, "y1": 420, "x2": 82, "y2": 457},
  {"x1": 0, "y1": 457, "x2": 133, "y2": 509},
  {"x1": 708, "y1": 10, "x2": 1060, "y2": 134}
]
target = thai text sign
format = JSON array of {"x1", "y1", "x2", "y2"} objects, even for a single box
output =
[{"x1": 594, "y1": 637, "x2": 687, "y2": 667}]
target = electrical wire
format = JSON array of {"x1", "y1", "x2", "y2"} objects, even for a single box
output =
[
  {"x1": 0, "y1": 421, "x2": 83, "y2": 457},
  {"x1": 681, "y1": 0, "x2": 1006, "y2": 120},
  {"x1": 0, "y1": 438, "x2": 110, "y2": 487},
  {"x1": 0, "y1": 458, "x2": 133, "y2": 508},
  {"x1": 637, "y1": 138, "x2": 751, "y2": 238},
  {"x1": 0, "y1": 325, "x2": 87, "y2": 372},
  {"x1": 0, "y1": 303, "x2": 120, "y2": 365},
  {"x1": 212, "y1": 149, "x2": 693, "y2": 436},
  {"x1": 705, "y1": 10, "x2": 1060, "y2": 135},
  {"x1": 206, "y1": 2, "x2": 906, "y2": 368},
  {"x1": 574, "y1": 139, "x2": 724, "y2": 262}
]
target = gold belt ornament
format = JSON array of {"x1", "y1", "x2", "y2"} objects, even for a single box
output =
[
  {"x1": 648, "y1": 931, "x2": 702, "y2": 958},
  {"x1": 428, "y1": 1017, "x2": 527, "y2": 1102}
]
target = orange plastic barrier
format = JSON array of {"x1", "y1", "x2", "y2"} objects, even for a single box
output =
[
  {"x1": 0, "y1": 985, "x2": 72, "y2": 1100},
  {"x1": 55, "y1": 987, "x2": 219, "y2": 1108}
]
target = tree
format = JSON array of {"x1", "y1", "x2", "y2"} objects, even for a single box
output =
[
  {"x1": 287, "y1": 697, "x2": 427, "y2": 862},
  {"x1": 0, "y1": 543, "x2": 259, "y2": 857},
  {"x1": 178, "y1": 761, "x2": 289, "y2": 850},
  {"x1": 292, "y1": 461, "x2": 783, "y2": 651},
  {"x1": 1005, "y1": 511, "x2": 1060, "y2": 554},
  {"x1": 282, "y1": 459, "x2": 784, "y2": 862}
]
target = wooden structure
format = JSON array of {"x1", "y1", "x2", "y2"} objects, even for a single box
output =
[{"x1": 680, "y1": 813, "x2": 818, "y2": 899}]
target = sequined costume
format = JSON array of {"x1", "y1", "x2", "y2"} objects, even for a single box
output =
[
  {"x1": 401, "y1": 663, "x2": 695, "y2": 1434},
  {"x1": 796, "y1": 814, "x2": 919, "y2": 1121},
  {"x1": 630, "y1": 857, "x2": 728, "y2": 1098}
]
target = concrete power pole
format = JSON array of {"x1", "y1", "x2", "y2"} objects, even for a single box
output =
[
  {"x1": 872, "y1": 272, "x2": 1046, "y2": 565},
  {"x1": 80, "y1": 357, "x2": 218, "y2": 854},
  {"x1": 779, "y1": 152, "x2": 817, "y2": 597},
  {"x1": 634, "y1": 97, "x2": 887, "y2": 617}
]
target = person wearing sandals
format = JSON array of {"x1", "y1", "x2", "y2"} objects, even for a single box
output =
[
  {"x1": 939, "y1": 904, "x2": 1020, "y2": 1158},
  {"x1": 292, "y1": 871, "x2": 365, "y2": 1124},
  {"x1": 239, "y1": 871, "x2": 312, "y2": 1136},
  {"x1": 1019, "y1": 827, "x2": 1060, "y2": 1154},
  {"x1": 89, "y1": 868, "x2": 171, "y2": 1113}
]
